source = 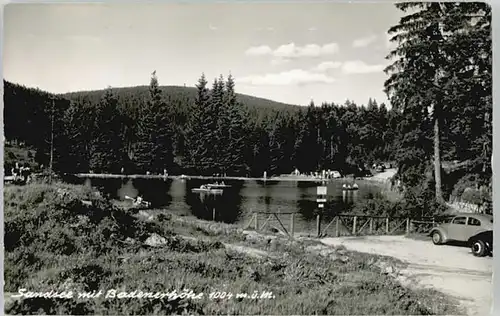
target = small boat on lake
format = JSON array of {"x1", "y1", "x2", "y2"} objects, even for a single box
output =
[
  {"x1": 117, "y1": 195, "x2": 152, "y2": 212},
  {"x1": 192, "y1": 188, "x2": 224, "y2": 194},
  {"x1": 192, "y1": 185, "x2": 223, "y2": 194}
]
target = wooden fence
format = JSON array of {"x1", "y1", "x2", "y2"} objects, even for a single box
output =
[{"x1": 242, "y1": 212, "x2": 448, "y2": 239}]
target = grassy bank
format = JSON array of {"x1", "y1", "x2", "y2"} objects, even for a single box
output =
[{"x1": 4, "y1": 182, "x2": 461, "y2": 315}]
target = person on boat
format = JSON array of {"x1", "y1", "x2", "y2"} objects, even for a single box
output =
[
  {"x1": 135, "y1": 196, "x2": 143, "y2": 205},
  {"x1": 221, "y1": 181, "x2": 225, "y2": 185}
]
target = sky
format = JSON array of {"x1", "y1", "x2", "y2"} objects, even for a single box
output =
[{"x1": 3, "y1": 2, "x2": 402, "y2": 106}]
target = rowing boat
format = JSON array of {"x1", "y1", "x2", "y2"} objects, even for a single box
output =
[{"x1": 192, "y1": 188, "x2": 223, "y2": 194}]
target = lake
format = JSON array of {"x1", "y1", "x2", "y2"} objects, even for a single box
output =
[{"x1": 65, "y1": 177, "x2": 390, "y2": 235}]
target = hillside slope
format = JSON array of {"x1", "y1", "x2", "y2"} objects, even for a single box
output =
[{"x1": 61, "y1": 85, "x2": 300, "y2": 111}]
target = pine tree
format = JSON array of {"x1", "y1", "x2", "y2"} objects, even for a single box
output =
[
  {"x1": 211, "y1": 76, "x2": 226, "y2": 174},
  {"x1": 133, "y1": 72, "x2": 175, "y2": 173},
  {"x1": 442, "y1": 3, "x2": 491, "y2": 178},
  {"x1": 133, "y1": 80, "x2": 156, "y2": 173},
  {"x1": 385, "y1": 2, "x2": 491, "y2": 205},
  {"x1": 149, "y1": 72, "x2": 174, "y2": 173},
  {"x1": 221, "y1": 74, "x2": 248, "y2": 175},
  {"x1": 59, "y1": 102, "x2": 92, "y2": 172},
  {"x1": 89, "y1": 88, "x2": 124, "y2": 173},
  {"x1": 185, "y1": 73, "x2": 215, "y2": 174},
  {"x1": 385, "y1": 3, "x2": 452, "y2": 204}
]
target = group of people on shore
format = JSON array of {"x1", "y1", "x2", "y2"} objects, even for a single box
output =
[
  {"x1": 10, "y1": 162, "x2": 32, "y2": 184},
  {"x1": 291, "y1": 168, "x2": 342, "y2": 179}
]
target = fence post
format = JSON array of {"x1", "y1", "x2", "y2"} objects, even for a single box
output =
[
  {"x1": 290, "y1": 213, "x2": 295, "y2": 239},
  {"x1": 385, "y1": 217, "x2": 389, "y2": 234},
  {"x1": 406, "y1": 218, "x2": 410, "y2": 235},
  {"x1": 369, "y1": 218, "x2": 373, "y2": 234},
  {"x1": 352, "y1": 216, "x2": 357, "y2": 235},
  {"x1": 254, "y1": 213, "x2": 258, "y2": 231},
  {"x1": 335, "y1": 216, "x2": 340, "y2": 237},
  {"x1": 316, "y1": 214, "x2": 321, "y2": 238}
]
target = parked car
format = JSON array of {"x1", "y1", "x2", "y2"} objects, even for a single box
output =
[
  {"x1": 468, "y1": 230, "x2": 493, "y2": 257},
  {"x1": 429, "y1": 213, "x2": 493, "y2": 246}
]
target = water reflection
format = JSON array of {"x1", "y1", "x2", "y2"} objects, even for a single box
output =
[
  {"x1": 132, "y1": 178, "x2": 172, "y2": 208},
  {"x1": 342, "y1": 189, "x2": 359, "y2": 203},
  {"x1": 65, "y1": 177, "x2": 384, "y2": 228},
  {"x1": 185, "y1": 180, "x2": 243, "y2": 224},
  {"x1": 62, "y1": 176, "x2": 173, "y2": 209}
]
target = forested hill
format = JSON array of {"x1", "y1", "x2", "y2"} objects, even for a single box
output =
[
  {"x1": 62, "y1": 85, "x2": 300, "y2": 111},
  {"x1": 4, "y1": 76, "x2": 398, "y2": 179}
]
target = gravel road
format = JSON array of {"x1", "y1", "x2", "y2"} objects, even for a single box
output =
[{"x1": 321, "y1": 235, "x2": 492, "y2": 316}]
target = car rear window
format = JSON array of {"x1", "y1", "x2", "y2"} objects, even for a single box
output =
[{"x1": 468, "y1": 217, "x2": 481, "y2": 226}]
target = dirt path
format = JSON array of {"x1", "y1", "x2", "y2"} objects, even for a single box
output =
[
  {"x1": 366, "y1": 168, "x2": 397, "y2": 182},
  {"x1": 320, "y1": 236, "x2": 492, "y2": 316}
]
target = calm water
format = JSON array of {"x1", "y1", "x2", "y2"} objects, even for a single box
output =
[{"x1": 65, "y1": 177, "x2": 386, "y2": 234}]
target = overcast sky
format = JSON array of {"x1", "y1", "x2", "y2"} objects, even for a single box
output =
[{"x1": 4, "y1": 2, "x2": 402, "y2": 106}]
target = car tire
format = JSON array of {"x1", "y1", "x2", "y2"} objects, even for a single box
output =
[
  {"x1": 432, "y1": 231, "x2": 443, "y2": 245},
  {"x1": 471, "y1": 240, "x2": 487, "y2": 257}
]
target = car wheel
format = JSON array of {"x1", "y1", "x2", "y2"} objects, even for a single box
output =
[
  {"x1": 472, "y1": 240, "x2": 487, "y2": 257},
  {"x1": 432, "y1": 231, "x2": 443, "y2": 245}
]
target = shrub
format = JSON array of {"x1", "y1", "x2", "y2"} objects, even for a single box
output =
[
  {"x1": 4, "y1": 182, "x2": 166, "y2": 291},
  {"x1": 451, "y1": 174, "x2": 480, "y2": 200},
  {"x1": 350, "y1": 193, "x2": 403, "y2": 217}
]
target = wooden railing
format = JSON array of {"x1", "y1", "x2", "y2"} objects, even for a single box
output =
[{"x1": 243, "y1": 212, "x2": 448, "y2": 239}]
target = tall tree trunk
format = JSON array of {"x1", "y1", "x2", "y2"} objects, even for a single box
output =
[
  {"x1": 49, "y1": 99, "x2": 55, "y2": 184},
  {"x1": 330, "y1": 138, "x2": 334, "y2": 166},
  {"x1": 433, "y1": 115, "x2": 444, "y2": 203}
]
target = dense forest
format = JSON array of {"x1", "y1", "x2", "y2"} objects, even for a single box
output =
[
  {"x1": 3, "y1": 2, "x2": 491, "y2": 214},
  {"x1": 3, "y1": 77, "x2": 397, "y2": 177}
]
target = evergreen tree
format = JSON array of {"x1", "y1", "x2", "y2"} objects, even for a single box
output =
[
  {"x1": 442, "y1": 3, "x2": 491, "y2": 178},
  {"x1": 133, "y1": 72, "x2": 175, "y2": 173},
  {"x1": 89, "y1": 88, "x2": 124, "y2": 173},
  {"x1": 385, "y1": 2, "x2": 491, "y2": 207},
  {"x1": 59, "y1": 101, "x2": 92, "y2": 172},
  {"x1": 211, "y1": 76, "x2": 226, "y2": 173},
  {"x1": 385, "y1": 3, "x2": 451, "y2": 204},
  {"x1": 221, "y1": 74, "x2": 248, "y2": 175},
  {"x1": 184, "y1": 73, "x2": 215, "y2": 174},
  {"x1": 149, "y1": 72, "x2": 174, "y2": 173}
]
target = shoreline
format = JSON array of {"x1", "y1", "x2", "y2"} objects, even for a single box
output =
[
  {"x1": 73, "y1": 173, "x2": 342, "y2": 182},
  {"x1": 71, "y1": 169, "x2": 398, "y2": 183},
  {"x1": 361, "y1": 168, "x2": 397, "y2": 183}
]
